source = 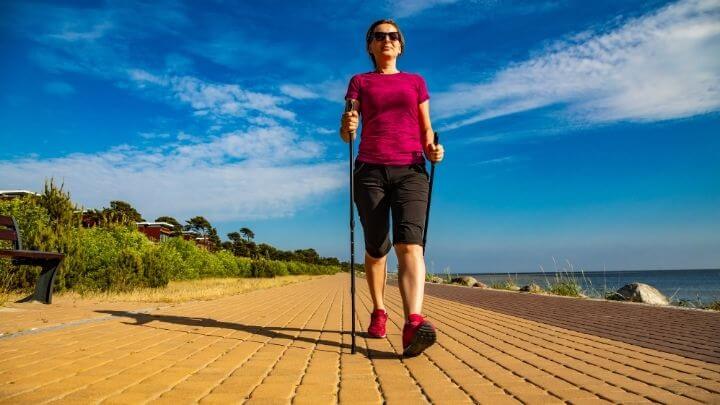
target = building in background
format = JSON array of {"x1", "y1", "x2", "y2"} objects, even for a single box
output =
[
  {"x1": 182, "y1": 230, "x2": 213, "y2": 250},
  {"x1": 0, "y1": 190, "x2": 40, "y2": 200},
  {"x1": 136, "y1": 222, "x2": 175, "y2": 242}
]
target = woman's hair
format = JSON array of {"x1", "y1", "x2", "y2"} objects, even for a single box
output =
[{"x1": 365, "y1": 19, "x2": 405, "y2": 70}]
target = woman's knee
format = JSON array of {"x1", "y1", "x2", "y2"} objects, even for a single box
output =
[
  {"x1": 365, "y1": 250, "x2": 388, "y2": 263},
  {"x1": 394, "y1": 242, "x2": 423, "y2": 255}
]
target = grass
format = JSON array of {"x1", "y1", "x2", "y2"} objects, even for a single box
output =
[
  {"x1": 490, "y1": 278, "x2": 518, "y2": 291},
  {"x1": 540, "y1": 258, "x2": 586, "y2": 297},
  {"x1": 547, "y1": 281, "x2": 583, "y2": 297},
  {"x1": 706, "y1": 300, "x2": 720, "y2": 311},
  {"x1": 1, "y1": 275, "x2": 323, "y2": 305}
]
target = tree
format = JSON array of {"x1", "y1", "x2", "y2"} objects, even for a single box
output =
[
  {"x1": 185, "y1": 216, "x2": 221, "y2": 250},
  {"x1": 208, "y1": 228, "x2": 221, "y2": 251},
  {"x1": 155, "y1": 216, "x2": 182, "y2": 236},
  {"x1": 240, "y1": 227, "x2": 255, "y2": 241},
  {"x1": 294, "y1": 248, "x2": 320, "y2": 264},
  {"x1": 39, "y1": 179, "x2": 80, "y2": 229},
  {"x1": 185, "y1": 216, "x2": 212, "y2": 236},
  {"x1": 102, "y1": 200, "x2": 144, "y2": 225}
]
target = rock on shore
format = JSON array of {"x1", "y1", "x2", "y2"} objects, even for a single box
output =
[
  {"x1": 429, "y1": 276, "x2": 444, "y2": 284},
  {"x1": 519, "y1": 283, "x2": 543, "y2": 293},
  {"x1": 615, "y1": 283, "x2": 669, "y2": 306},
  {"x1": 451, "y1": 276, "x2": 478, "y2": 287}
]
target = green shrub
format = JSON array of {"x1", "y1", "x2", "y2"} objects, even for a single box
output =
[
  {"x1": 64, "y1": 226, "x2": 152, "y2": 291},
  {"x1": 160, "y1": 237, "x2": 200, "y2": 279},
  {"x1": 236, "y1": 256, "x2": 252, "y2": 277},
  {"x1": 271, "y1": 260, "x2": 289, "y2": 277},
  {"x1": 251, "y1": 259, "x2": 274, "y2": 278},
  {"x1": 1, "y1": 181, "x2": 343, "y2": 294},
  {"x1": 216, "y1": 250, "x2": 240, "y2": 277},
  {"x1": 706, "y1": 301, "x2": 720, "y2": 311},
  {"x1": 141, "y1": 245, "x2": 176, "y2": 288},
  {"x1": 548, "y1": 281, "x2": 583, "y2": 297},
  {"x1": 104, "y1": 248, "x2": 144, "y2": 292},
  {"x1": 195, "y1": 251, "x2": 225, "y2": 278}
]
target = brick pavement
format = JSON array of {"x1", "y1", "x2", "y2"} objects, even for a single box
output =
[
  {"x1": 0, "y1": 273, "x2": 718, "y2": 404},
  {"x1": 418, "y1": 282, "x2": 720, "y2": 365}
]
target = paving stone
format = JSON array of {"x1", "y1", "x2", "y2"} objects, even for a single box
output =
[{"x1": 0, "y1": 274, "x2": 719, "y2": 404}]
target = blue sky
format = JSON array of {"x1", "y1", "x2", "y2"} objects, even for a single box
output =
[{"x1": 1, "y1": 0, "x2": 719, "y2": 273}]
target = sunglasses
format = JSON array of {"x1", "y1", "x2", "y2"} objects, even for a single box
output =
[{"x1": 372, "y1": 31, "x2": 400, "y2": 42}]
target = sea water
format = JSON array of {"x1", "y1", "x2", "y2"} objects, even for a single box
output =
[{"x1": 466, "y1": 269, "x2": 720, "y2": 305}]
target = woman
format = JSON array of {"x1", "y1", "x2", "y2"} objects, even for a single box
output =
[{"x1": 340, "y1": 19, "x2": 444, "y2": 357}]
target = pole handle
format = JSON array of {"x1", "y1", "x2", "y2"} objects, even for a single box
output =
[{"x1": 345, "y1": 99, "x2": 358, "y2": 141}]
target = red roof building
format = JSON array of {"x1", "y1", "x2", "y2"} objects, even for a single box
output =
[{"x1": 136, "y1": 222, "x2": 175, "y2": 242}]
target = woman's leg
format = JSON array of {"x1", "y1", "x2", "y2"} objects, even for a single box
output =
[
  {"x1": 365, "y1": 252, "x2": 388, "y2": 311},
  {"x1": 394, "y1": 243, "x2": 426, "y2": 320}
]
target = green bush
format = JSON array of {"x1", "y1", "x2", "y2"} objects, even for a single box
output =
[
  {"x1": 548, "y1": 281, "x2": 583, "y2": 297},
  {"x1": 105, "y1": 248, "x2": 144, "y2": 292},
  {"x1": 251, "y1": 259, "x2": 274, "y2": 278},
  {"x1": 215, "y1": 250, "x2": 240, "y2": 277},
  {"x1": 141, "y1": 245, "x2": 177, "y2": 288},
  {"x1": 194, "y1": 251, "x2": 224, "y2": 278},
  {"x1": 286, "y1": 261, "x2": 303, "y2": 275},
  {"x1": 63, "y1": 226, "x2": 152, "y2": 292},
  {"x1": 271, "y1": 260, "x2": 289, "y2": 277},
  {"x1": 1, "y1": 181, "x2": 343, "y2": 295},
  {"x1": 160, "y1": 237, "x2": 204, "y2": 279},
  {"x1": 236, "y1": 256, "x2": 252, "y2": 277}
]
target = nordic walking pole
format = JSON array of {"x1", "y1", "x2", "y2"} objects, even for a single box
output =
[
  {"x1": 422, "y1": 132, "x2": 439, "y2": 256},
  {"x1": 345, "y1": 99, "x2": 358, "y2": 354}
]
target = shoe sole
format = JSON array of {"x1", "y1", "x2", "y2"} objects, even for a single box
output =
[
  {"x1": 402, "y1": 322, "x2": 436, "y2": 357},
  {"x1": 368, "y1": 333, "x2": 386, "y2": 338}
]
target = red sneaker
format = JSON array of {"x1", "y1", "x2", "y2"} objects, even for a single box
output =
[
  {"x1": 402, "y1": 314, "x2": 436, "y2": 357},
  {"x1": 368, "y1": 309, "x2": 388, "y2": 338}
]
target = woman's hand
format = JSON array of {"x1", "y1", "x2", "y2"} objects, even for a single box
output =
[
  {"x1": 425, "y1": 142, "x2": 444, "y2": 163},
  {"x1": 340, "y1": 110, "x2": 359, "y2": 142}
]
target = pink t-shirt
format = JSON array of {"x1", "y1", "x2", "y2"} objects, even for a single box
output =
[{"x1": 345, "y1": 71, "x2": 430, "y2": 165}]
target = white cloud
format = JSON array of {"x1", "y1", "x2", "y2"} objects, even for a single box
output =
[
  {"x1": 316, "y1": 127, "x2": 336, "y2": 135},
  {"x1": 473, "y1": 156, "x2": 518, "y2": 165},
  {"x1": 128, "y1": 69, "x2": 296, "y2": 121},
  {"x1": 434, "y1": 0, "x2": 720, "y2": 131},
  {"x1": 280, "y1": 79, "x2": 347, "y2": 102},
  {"x1": 388, "y1": 0, "x2": 461, "y2": 18},
  {"x1": 47, "y1": 20, "x2": 114, "y2": 42},
  {"x1": 387, "y1": 0, "x2": 561, "y2": 22},
  {"x1": 0, "y1": 127, "x2": 343, "y2": 222},
  {"x1": 44, "y1": 81, "x2": 75, "y2": 96},
  {"x1": 138, "y1": 132, "x2": 170, "y2": 139},
  {"x1": 280, "y1": 84, "x2": 319, "y2": 100}
]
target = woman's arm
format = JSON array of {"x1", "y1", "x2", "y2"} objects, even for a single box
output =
[{"x1": 418, "y1": 100, "x2": 444, "y2": 163}]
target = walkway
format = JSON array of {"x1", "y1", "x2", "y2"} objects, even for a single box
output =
[{"x1": 1, "y1": 273, "x2": 719, "y2": 404}]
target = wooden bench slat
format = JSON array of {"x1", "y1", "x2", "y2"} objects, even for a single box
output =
[
  {"x1": 0, "y1": 249, "x2": 64, "y2": 260},
  {"x1": 0, "y1": 216, "x2": 15, "y2": 227},
  {"x1": 0, "y1": 229, "x2": 18, "y2": 241}
]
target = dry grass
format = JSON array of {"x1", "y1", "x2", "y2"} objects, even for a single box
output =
[{"x1": 1, "y1": 275, "x2": 324, "y2": 305}]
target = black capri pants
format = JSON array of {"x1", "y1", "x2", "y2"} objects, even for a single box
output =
[{"x1": 353, "y1": 159, "x2": 430, "y2": 259}]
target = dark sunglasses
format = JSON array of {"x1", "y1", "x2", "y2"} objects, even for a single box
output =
[{"x1": 372, "y1": 31, "x2": 400, "y2": 42}]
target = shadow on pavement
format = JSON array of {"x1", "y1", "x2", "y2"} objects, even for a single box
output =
[{"x1": 96, "y1": 310, "x2": 399, "y2": 359}]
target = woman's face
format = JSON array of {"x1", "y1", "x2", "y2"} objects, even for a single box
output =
[{"x1": 369, "y1": 23, "x2": 402, "y2": 62}]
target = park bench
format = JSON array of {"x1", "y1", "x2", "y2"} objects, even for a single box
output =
[{"x1": 0, "y1": 215, "x2": 64, "y2": 304}]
